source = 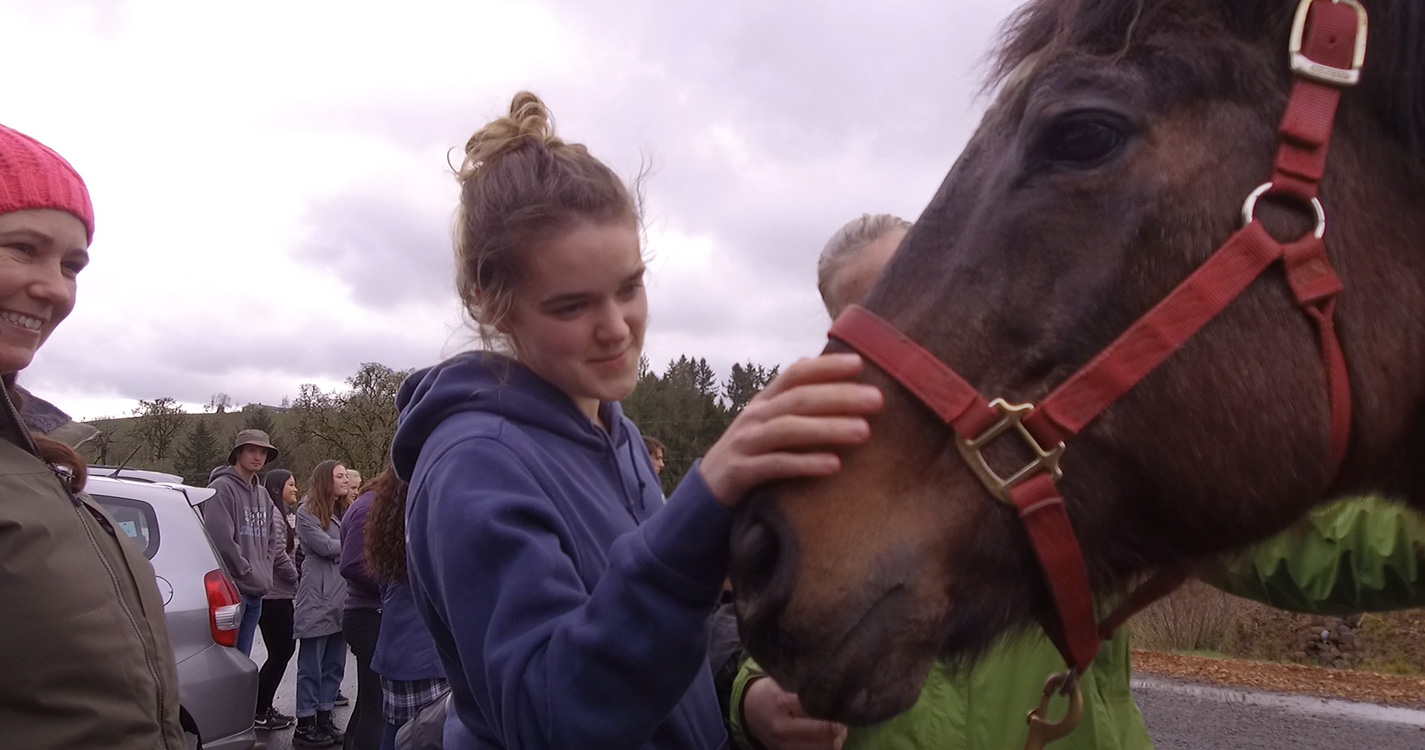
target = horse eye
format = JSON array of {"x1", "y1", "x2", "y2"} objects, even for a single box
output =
[{"x1": 1042, "y1": 115, "x2": 1127, "y2": 167}]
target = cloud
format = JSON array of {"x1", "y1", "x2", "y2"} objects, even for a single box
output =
[
  {"x1": 5, "y1": 0, "x2": 1026, "y2": 420},
  {"x1": 294, "y1": 185, "x2": 457, "y2": 311}
]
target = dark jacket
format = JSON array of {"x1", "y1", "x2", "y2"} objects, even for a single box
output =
[
  {"x1": 204, "y1": 466, "x2": 278, "y2": 597},
  {"x1": 392, "y1": 352, "x2": 730, "y2": 750},
  {"x1": 339, "y1": 490, "x2": 381, "y2": 612},
  {"x1": 0, "y1": 428, "x2": 185, "y2": 749},
  {"x1": 372, "y1": 580, "x2": 445, "y2": 682},
  {"x1": 294, "y1": 501, "x2": 346, "y2": 638}
]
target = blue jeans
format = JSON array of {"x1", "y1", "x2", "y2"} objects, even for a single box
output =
[
  {"x1": 237, "y1": 595, "x2": 263, "y2": 657},
  {"x1": 296, "y1": 632, "x2": 348, "y2": 717}
]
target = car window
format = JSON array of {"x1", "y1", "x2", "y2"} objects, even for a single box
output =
[{"x1": 90, "y1": 494, "x2": 161, "y2": 560}]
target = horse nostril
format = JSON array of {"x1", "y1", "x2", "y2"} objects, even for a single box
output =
[
  {"x1": 732, "y1": 503, "x2": 801, "y2": 632},
  {"x1": 734, "y1": 518, "x2": 781, "y2": 595}
]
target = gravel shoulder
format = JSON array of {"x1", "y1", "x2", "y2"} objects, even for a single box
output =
[{"x1": 1133, "y1": 650, "x2": 1425, "y2": 710}]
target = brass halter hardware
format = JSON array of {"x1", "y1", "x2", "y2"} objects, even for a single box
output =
[
  {"x1": 954, "y1": 399, "x2": 1065, "y2": 505},
  {"x1": 1025, "y1": 671, "x2": 1085, "y2": 750}
]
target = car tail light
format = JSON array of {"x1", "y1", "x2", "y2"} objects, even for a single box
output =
[{"x1": 204, "y1": 569, "x2": 242, "y2": 648}]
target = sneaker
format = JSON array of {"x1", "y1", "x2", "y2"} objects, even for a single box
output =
[
  {"x1": 253, "y1": 707, "x2": 295, "y2": 730},
  {"x1": 333, "y1": 691, "x2": 350, "y2": 706},
  {"x1": 292, "y1": 721, "x2": 335, "y2": 748}
]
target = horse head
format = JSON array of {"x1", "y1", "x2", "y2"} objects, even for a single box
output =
[{"x1": 731, "y1": 0, "x2": 1425, "y2": 724}]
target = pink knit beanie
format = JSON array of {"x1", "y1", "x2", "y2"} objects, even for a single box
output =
[{"x1": 0, "y1": 124, "x2": 95, "y2": 241}]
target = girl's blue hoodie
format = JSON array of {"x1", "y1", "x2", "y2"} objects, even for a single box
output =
[{"x1": 391, "y1": 352, "x2": 731, "y2": 750}]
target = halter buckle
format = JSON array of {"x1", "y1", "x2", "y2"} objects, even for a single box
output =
[
  {"x1": 1288, "y1": 0, "x2": 1368, "y2": 87},
  {"x1": 956, "y1": 399, "x2": 1065, "y2": 505}
]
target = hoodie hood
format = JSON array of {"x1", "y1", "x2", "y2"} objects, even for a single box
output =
[
  {"x1": 393, "y1": 352, "x2": 634, "y2": 483},
  {"x1": 210, "y1": 465, "x2": 256, "y2": 490}
]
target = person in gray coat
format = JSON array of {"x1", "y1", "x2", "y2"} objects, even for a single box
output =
[{"x1": 293, "y1": 459, "x2": 352, "y2": 748}]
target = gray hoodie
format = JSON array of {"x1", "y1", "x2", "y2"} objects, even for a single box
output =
[{"x1": 204, "y1": 466, "x2": 279, "y2": 597}]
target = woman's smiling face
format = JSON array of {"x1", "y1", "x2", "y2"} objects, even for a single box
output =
[{"x1": 0, "y1": 209, "x2": 89, "y2": 375}]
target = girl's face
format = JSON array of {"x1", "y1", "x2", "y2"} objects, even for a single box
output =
[
  {"x1": 282, "y1": 477, "x2": 298, "y2": 506},
  {"x1": 505, "y1": 219, "x2": 647, "y2": 422},
  {"x1": 0, "y1": 209, "x2": 88, "y2": 375},
  {"x1": 333, "y1": 464, "x2": 350, "y2": 497}
]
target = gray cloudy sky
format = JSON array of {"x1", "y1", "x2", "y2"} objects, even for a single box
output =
[{"x1": 3, "y1": 0, "x2": 1020, "y2": 420}]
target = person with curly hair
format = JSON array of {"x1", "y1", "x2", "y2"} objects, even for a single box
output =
[{"x1": 363, "y1": 465, "x2": 449, "y2": 750}]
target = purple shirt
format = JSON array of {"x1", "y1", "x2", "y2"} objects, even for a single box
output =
[{"x1": 339, "y1": 490, "x2": 381, "y2": 611}]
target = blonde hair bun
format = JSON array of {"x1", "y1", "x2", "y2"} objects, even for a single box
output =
[
  {"x1": 460, "y1": 91, "x2": 564, "y2": 176},
  {"x1": 452, "y1": 90, "x2": 638, "y2": 350}
]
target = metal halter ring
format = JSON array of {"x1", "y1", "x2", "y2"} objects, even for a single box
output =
[{"x1": 1241, "y1": 182, "x2": 1326, "y2": 239}]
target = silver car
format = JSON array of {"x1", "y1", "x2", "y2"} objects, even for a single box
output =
[{"x1": 87, "y1": 472, "x2": 259, "y2": 750}]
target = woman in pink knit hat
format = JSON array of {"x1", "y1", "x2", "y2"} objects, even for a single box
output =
[{"x1": 0, "y1": 123, "x2": 185, "y2": 750}]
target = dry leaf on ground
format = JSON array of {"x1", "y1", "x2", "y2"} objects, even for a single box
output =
[{"x1": 1133, "y1": 651, "x2": 1425, "y2": 710}]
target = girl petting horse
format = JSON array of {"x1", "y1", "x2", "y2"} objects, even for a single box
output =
[{"x1": 390, "y1": 92, "x2": 883, "y2": 749}]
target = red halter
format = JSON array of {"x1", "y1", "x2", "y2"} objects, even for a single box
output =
[{"x1": 829, "y1": 0, "x2": 1364, "y2": 678}]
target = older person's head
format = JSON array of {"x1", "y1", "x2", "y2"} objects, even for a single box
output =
[{"x1": 816, "y1": 214, "x2": 910, "y2": 318}]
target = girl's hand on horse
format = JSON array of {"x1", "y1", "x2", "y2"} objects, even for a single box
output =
[
  {"x1": 701, "y1": 353, "x2": 882, "y2": 509},
  {"x1": 742, "y1": 675, "x2": 848, "y2": 750}
]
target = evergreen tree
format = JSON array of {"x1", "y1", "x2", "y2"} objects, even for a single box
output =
[
  {"x1": 693, "y1": 358, "x2": 718, "y2": 397},
  {"x1": 723, "y1": 361, "x2": 779, "y2": 416},
  {"x1": 623, "y1": 357, "x2": 731, "y2": 493},
  {"x1": 175, "y1": 419, "x2": 224, "y2": 486},
  {"x1": 243, "y1": 405, "x2": 277, "y2": 435}
]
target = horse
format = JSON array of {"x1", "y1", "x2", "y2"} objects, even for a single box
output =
[{"x1": 730, "y1": 0, "x2": 1425, "y2": 728}]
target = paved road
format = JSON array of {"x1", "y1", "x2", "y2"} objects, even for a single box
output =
[
  {"x1": 1135, "y1": 676, "x2": 1425, "y2": 749},
  {"x1": 249, "y1": 632, "x2": 360, "y2": 750},
  {"x1": 239, "y1": 640, "x2": 1425, "y2": 750}
]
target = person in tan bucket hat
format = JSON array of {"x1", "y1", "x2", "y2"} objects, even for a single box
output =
[
  {"x1": 206, "y1": 428, "x2": 283, "y2": 656},
  {"x1": 228, "y1": 428, "x2": 279, "y2": 465}
]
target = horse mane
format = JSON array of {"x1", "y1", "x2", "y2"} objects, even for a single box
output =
[{"x1": 990, "y1": 0, "x2": 1425, "y2": 157}]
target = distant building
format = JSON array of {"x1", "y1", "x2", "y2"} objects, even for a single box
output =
[{"x1": 242, "y1": 403, "x2": 291, "y2": 415}]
